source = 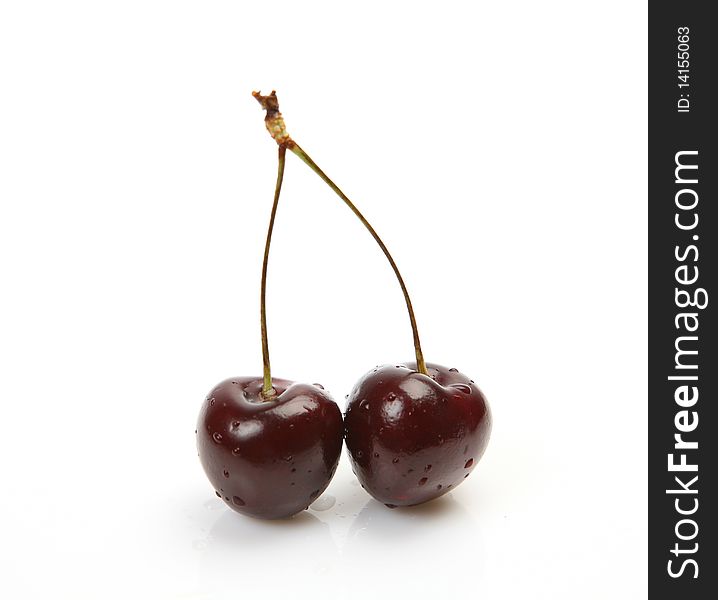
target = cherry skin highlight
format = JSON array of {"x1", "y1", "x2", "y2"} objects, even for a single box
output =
[
  {"x1": 344, "y1": 362, "x2": 491, "y2": 507},
  {"x1": 197, "y1": 376, "x2": 343, "y2": 519}
]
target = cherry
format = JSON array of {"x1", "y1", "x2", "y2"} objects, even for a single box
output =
[
  {"x1": 196, "y1": 107, "x2": 343, "y2": 519},
  {"x1": 344, "y1": 363, "x2": 491, "y2": 507},
  {"x1": 197, "y1": 377, "x2": 343, "y2": 519}
]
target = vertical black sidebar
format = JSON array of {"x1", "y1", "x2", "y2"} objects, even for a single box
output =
[{"x1": 649, "y1": 2, "x2": 716, "y2": 597}]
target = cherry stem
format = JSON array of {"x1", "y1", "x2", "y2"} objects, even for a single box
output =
[
  {"x1": 289, "y1": 143, "x2": 427, "y2": 375},
  {"x1": 252, "y1": 91, "x2": 428, "y2": 376},
  {"x1": 260, "y1": 145, "x2": 287, "y2": 399}
]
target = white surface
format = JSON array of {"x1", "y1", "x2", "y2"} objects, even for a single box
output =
[{"x1": 0, "y1": 1, "x2": 647, "y2": 598}]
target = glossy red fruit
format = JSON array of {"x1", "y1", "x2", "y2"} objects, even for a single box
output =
[
  {"x1": 344, "y1": 362, "x2": 491, "y2": 507},
  {"x1": 197, "y1": 376, "x2": 343, "y2": 519}
]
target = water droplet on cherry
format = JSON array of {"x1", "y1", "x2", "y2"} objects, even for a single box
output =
[{"x1": 451, "y1": 383, "x2": 472, "y2": 394}]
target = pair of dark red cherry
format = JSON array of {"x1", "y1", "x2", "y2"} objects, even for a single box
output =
[
  {"x1": 197, "y1": 363, "x2": 491, "y2": 519},
  {"x1": 195, "y1": 91, "x2": 491, "y2": 519}
]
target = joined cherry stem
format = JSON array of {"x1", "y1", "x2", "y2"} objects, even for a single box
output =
[
  {"x1": 253, "y1": 91, "x2": 428, "y2": 377},
  {"x1": 260, "y1": 145, "x2": 287, "y2": 399}
]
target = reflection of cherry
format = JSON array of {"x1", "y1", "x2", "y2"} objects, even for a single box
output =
[
  {"x1": 197, "y1": 377, "x2": 343, "y2": 519},
  {"x1": 343, "y1": 496, "x2": 483, "y2": 597},
  {"x1": 345, "y1": 363, "x2": 491, "y2": 507},
  {"x1": 197, "y1": 498, "x2": 335, "y2": 597},
  {"x1": 196, "y1": 132, "x2": 342, "y2": 519},
  {"x1": 252, "y1": 91, "x2": 492, "y2": 508}
]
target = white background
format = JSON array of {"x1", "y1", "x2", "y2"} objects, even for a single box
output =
[{"x1": 0, "y1": 1, "x2": 647, "y2": 598}]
